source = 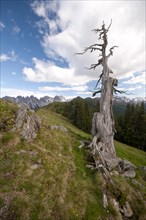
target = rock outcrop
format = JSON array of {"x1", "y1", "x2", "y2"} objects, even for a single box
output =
[{"x1": 14, "y1": 104, "x2": 41, "y2": 141}]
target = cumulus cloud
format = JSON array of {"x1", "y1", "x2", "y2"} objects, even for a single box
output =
[
  {"x1": 23, "y1": 57, "x2": 90, "y2": 86},
  {"x1": 0, "y1": 50, "x2": 17, "y2": 62},
  {"x1": 25, "y1": 0, "x2": 145, "y2": 88}
]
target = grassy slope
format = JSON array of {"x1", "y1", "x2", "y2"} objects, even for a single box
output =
[
  {"x1": 0, "y1": 101, "x2": 146, "y2": 220},
  {"x1": 115, "y1": 140, "x2": 146, "y2": 167}
]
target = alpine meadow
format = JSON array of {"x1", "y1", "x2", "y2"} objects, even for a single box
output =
[{"x1": 0, "y1": 1, "x2": 146, "y2": 220}]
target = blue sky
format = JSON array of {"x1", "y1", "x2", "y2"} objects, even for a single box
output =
[{"x1": 0, "y1": 0, "x2": 145, "y2": 99}]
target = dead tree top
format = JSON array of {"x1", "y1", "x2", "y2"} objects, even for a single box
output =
[
  {"x1": 75, "y1": 20, "x2": 126, "y2": 96},
  {"x1": 76, "y1": 20, "x2": 118, "y2": 63}
]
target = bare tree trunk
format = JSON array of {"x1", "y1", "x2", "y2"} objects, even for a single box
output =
[
  {"x1": 76, "y1": 21, "x2": 135, "y2": 214},
  {"x1": 81, "y1": 21, "x2": 120, "y2": 170}
]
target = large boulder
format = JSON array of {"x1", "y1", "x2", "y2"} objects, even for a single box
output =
[{"x1": 14, "y1": 104, "x2": 41, "y2": 141}]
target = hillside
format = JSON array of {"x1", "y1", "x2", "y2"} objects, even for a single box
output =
[
  {"x1": 0, "y1": 100, "x2": 146, "y2": 220},
  {"x1": 47, "y1": 97, "x2": 146, "y2": 151}
]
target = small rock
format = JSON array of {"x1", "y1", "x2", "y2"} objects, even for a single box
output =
[
  {"x1": 29, "y1": 151, "x2": 38, "y2": 156},
  {"x1": 78, "y1": 141, "x2": 84, "y2": 148},
  {"x1": 37, "y1": 159, "x2": 42, "y2": 164},
  {"x1": 132, "y1": 179, "x2": 144, "y2": 187},
  {"x1": 138, "y1": 166, "x2": 146, "y2": 171},
  {"x1": 103, "y1": 192, "x2": 108, "y2": 209},
  {"x1": 50, "y1": 125, "x2": 68, "y2": 132},
  {"x1": 86, "y1": 164, "x2": 95, "y2": 170},
  {"x1": 20, "y1": 149, "x2": 27, "y2": 154},
  {"x1": 111, "y1": 198, "x2": 123, "y2": 219},
  {"x1": 0, "y1": 205, "x2": 16, "y2": 220},
  {"x1": 122, "y1": 170, "x2": 136, "y2": 178},
  {"x1": 31, "y1": 164, "x2": 39, "y2": 170},
  {"x1": 119, "y1": 160, "x2": 136, "y2": 174},
  {"x1": 3, "y1": 172, "x2": 14, "y2": 180},
  {"x1": 112, "y1": 198, "x2": 120, "y2": 211},
  {"x1": 58, "y1": 125, "x2": 68, "y2": 132},
  {"x1": 123, "y1": 201, "x2": 133, "y2": 217},
  {"x1": 105, "y1": 157, "x2": 121, "y2": 170}
]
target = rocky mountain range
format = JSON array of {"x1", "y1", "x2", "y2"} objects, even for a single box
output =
[
  {"x1": 2, "y1": 95, "x2": 145, "y2": 111},
  {"x1": 2, "y1": 95, "x2": 66, "y2": 110},
  {"x1": 113, "y1": 96, "x2": 145, "y2": 104}
]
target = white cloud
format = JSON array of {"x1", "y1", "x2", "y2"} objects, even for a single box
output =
[
  {"x1": 31, "y1": 0, "x2": 59, "y2": 35},
  {"x1": 0, "y1": 50, "x2": 17, "y2": 62},
  {"x1": 123, "y1": 72, "x2": 145, "y2": 84},
  {"x1": 1, "y1": 88, "x2": 53, "y2": 98},
  {"x1": 39, "y1": 85, "x2": 88, "y2": 92},
  {"x1": 126, "y1": 86, "x2": 142, "y2": 91},
  {"x1": 76, "y1": 91, "x2": 91, "y2": 96},
  {"x1": 27, "y1": 1, "x2": 145, "y2": 88},
  {"x1": 119, "y1": 85, "x2": 142, "y2": 91},
  {"x1": 23, "y1": 57, "x2": 90, "y2": 86},
  {"x1": 0, "y1": 54, "x2": 10, "y2": 62},
  {"x1": 1, "y1": 87, "x2": 76, "y2": 100},
  {"x1": 0, "y1": 21, "x2": 5, "y2": 31}
]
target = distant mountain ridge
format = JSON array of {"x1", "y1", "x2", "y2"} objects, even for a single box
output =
[
  {"x1": 2, "y1": 95, "x2": 145, "y2": 111},
  {"x1": 2, "y1": 95, "x2": 66, "y2": 110},
  {"x1": 113, "y1": 96, "x2": 145, "y2": 104}
]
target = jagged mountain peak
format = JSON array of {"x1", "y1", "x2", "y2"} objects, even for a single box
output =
[
  {"x1": 53, "y1": 95, "x2": 66, "y2": 102},
  {"x1": 2, "y1": 95, "x2": 66, "y2": 110}
]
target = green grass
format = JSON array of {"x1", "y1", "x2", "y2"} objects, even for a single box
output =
[
  {"x1": 115, "y1": 140, "x2": 146, "y2": 166},
  {"x1": 0, "y1": 103, "x2": 146, "y2": 219},
  {"x1": 0, "y1": 99, "x2": 18, "y2": 132},
  {"x1": 37, "y1": 108, "x2": 90, "y2": 139}
]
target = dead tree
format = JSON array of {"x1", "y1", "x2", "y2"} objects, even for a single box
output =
[
  {"x1": 76, "y1": 22, "x2": 136, "y2": 215},
  {"x1": 76, "y1": 20, "x2": 120, "y2": 208},
  {"x1": 76, "y1": 20, "x2": 121, "y2": 171}
]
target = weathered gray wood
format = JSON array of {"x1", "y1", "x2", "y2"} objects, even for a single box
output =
[
  {"x1": 88, "y1": 21, "x2": 119, "y2": 170},
  {"x1": 76, "y1": 21, "x2": 135, "y2": 214}
]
